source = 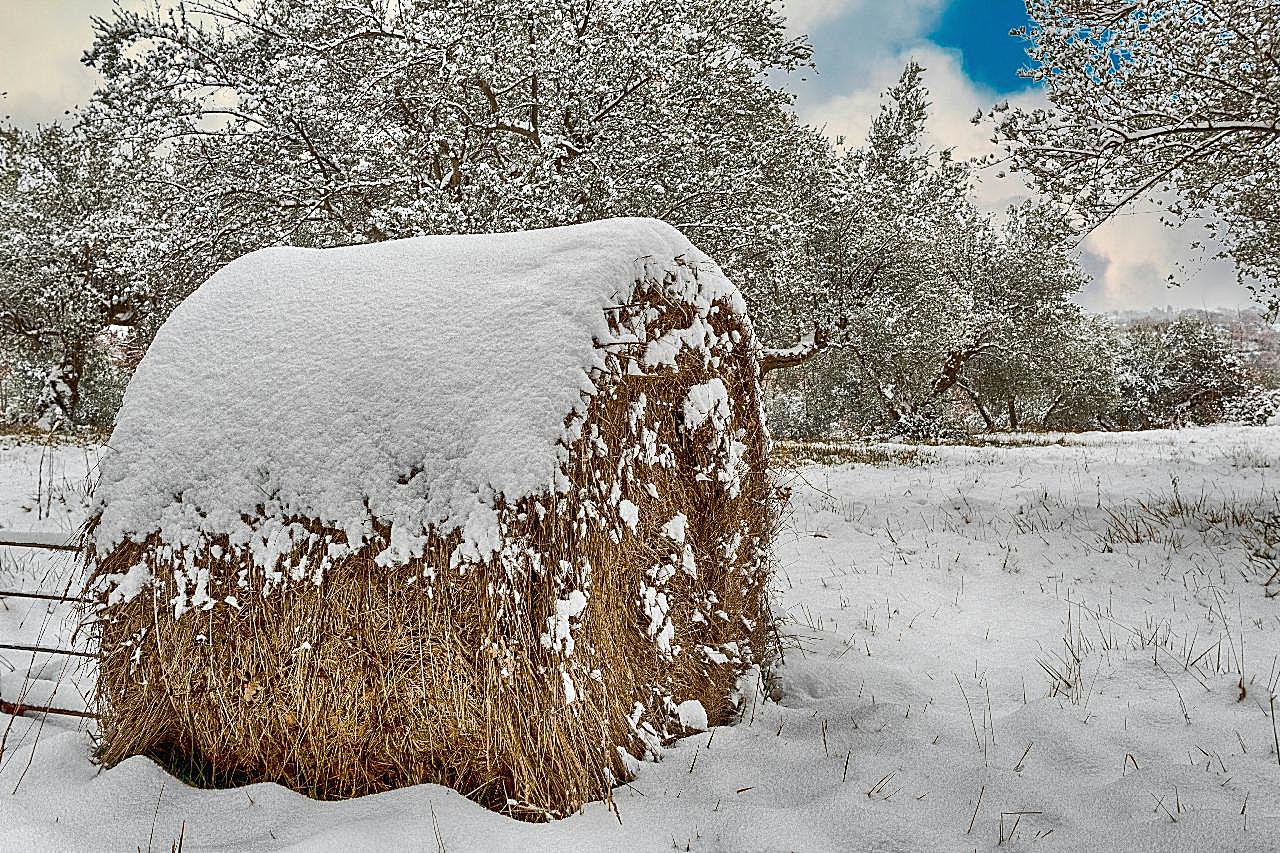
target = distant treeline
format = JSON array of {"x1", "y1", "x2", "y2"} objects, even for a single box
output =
[{"x1": 769, "y1": 309, "x2": 1280, "y2": 440}]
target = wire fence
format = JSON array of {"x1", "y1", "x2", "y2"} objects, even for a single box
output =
[{"x1": 0, "y1": 534, "x2": 96, "y2": 721}]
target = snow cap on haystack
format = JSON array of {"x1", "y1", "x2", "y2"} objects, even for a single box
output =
[
  {"x1": 93, "y1": 217, "x2": 744, "y2": 573},
  {"x1": 87, "y1": 217, "x2": 777, "y2": 818}
]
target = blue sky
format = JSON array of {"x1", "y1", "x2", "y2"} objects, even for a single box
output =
[
  {"x1": 792, "y1": 0, "x2": 1037, "y2": 103},
  {"x1": 926, "y1": 0, "x2": 1034, "y2": 94}
]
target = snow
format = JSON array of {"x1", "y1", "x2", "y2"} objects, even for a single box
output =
[
  {"x1": 659, "y1": 514, "x2": 697, "y2": 577},
  {"x1": 681, "y1": 377, "x2": 731, "y2": 432},
  {"x1": 660, "y1": 513, "x2": 687, "y2": 544},
  {"x1": 641, "y1": 317, "x2": 719, "y2": 370},
  {"x1": 102, "y1": 561, "x2": 152, "y2": 606},
  {"x1": 675, "y1": 699, "x2": 708, "y2": 732},
  {"x1": 680, "y1": 544, "x2": 697, "y2": 578},
  {"x1": 9, "y1": 425, "x2": 1280, "y2": 850},
  {"x1": 542, "y1": 590, "x2": 589, "y2": 657},
  {"x1": 90, "y1": 217, "x2": 745, "y2": 587},
  {"x1": 0, "y1": 439, "x2": 98, "y2": 537},
  {"x1": 0, "y1": 529, "x2": 77, "y2": 549},
  {"x1": 639, "y1": 582, "x2": 675, "y2": 655},
  {"x1": 618, "y1": 499, "x2": 639, "y2": 533},
  {"x1": 0, "y1": 440, "x2": 98, "y2": 725}
]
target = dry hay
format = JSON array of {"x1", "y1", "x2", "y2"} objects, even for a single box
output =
[
  {"x1": 772, "y1": 440, "x2": 935, "y2": 469},
  {"x1": 86, "y1": 266, "x2": 778, "y2": 819}
]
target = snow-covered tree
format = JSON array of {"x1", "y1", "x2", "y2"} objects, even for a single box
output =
[
  {"x1": 0, "y1": 125, "x2": 155, "y2": 428},
  {"x1": 768, "y1": 64, "x2": 1096, "y2": 438},
  {"x1": 989, "y1": 0, "x2": 1280, "y2": 299},
  {"x1": 83, "y1": 0, "x2": 830, "y2": 341},
  {"x1": 962, "y1": 311, "x2": 1121, "y2": 431},
  {"x1": 1112, "y1": 316, "x2": 1250, "y2": 428},
  {"x1": 764, "y1": 64, "x2": 981, "y2": 434}
]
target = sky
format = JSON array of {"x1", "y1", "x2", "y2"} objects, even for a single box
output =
[
  {"x1": 928, "y1": 0, "x2": 1032, "y2": 92},
  {"x1": 0, "y1": 0, "x2": 1258, "y2": 313},
  {"x1": 783, "y1": 0, "x2": 1253, "y2": 313}
]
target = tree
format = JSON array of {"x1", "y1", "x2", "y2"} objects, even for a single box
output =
[
  {"x1": 989, "y1": 0, "x2": 1280, "y2": 298},
  {"x1": 1111, "y1": 315, "x2": 1250, "y2": 428},
  {"x1": 767, "y1": 64, "x2": 1096, "y2": 438},
  {"x1": 768, "y1": 63, "x2": 986, "y2": 434},
  {"x1": 82, "y1": 0, "x2": 830, "y2": 347},
  {"x1": 0, "y1": 125, "x2": 164, "y2": 428},
  {"x1": 962, "y1": 311, "x2": 1121, "y2": 431}
]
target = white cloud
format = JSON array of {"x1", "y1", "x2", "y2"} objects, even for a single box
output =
[
  {"x1": 779, "y1": 0, "x2": 853, "y2": 32},
  {"x1": 798, "y1": 42, "x2": 1254, "y2": 312},
  {"x1": 802, "y1": 44, "x2": 1035, "y2": 211},
  {"x1": 0, "y1": 0, "x2": 109, "y2": 126},
  {"x1": 1081, "y1": 215, "x2": 1252, "y2": 312},
  {"x1": 781, "y1": 0, "x2": 949, "y2": 113}
]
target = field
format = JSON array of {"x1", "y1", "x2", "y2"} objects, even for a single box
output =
[{"x1": 3, "y1": 426, "x2": 1280, "y2": 851}]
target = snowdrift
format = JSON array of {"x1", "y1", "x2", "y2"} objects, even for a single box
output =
[{"x1": 85, "y1": 217, "x2": 777, "y2": 818}]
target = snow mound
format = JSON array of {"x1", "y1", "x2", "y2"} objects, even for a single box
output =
[{"x1": 92, "y1": 217, "x2": 744, "y2": 560}]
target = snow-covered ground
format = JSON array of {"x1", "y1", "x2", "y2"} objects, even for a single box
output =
[
  {"x1": 0, "y1": 437, "x2": 98, "y2": 535},
  {"x1": 4, "y1": 427, "x2": 1280, "y2": 852}
]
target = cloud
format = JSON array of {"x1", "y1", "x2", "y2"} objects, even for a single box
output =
[
  {"x1": 1081, "y1": 215, "x2": 1252, "y2": 312},
  {"x1": 802, "y1": 44, "x2": 1035, "y2": 211},
  {"x1": 0, "y1": 0, "x2": 109, "y2": 126},
  {"x1": 797, "y1": 41, "x2": 1254, "y2": 312},
  {"x1": 781, "y1": 0, "x2": 949, "y2": 109},
  {"x1": 779, "y1": 0, "x2": 854, "y2": 32}
]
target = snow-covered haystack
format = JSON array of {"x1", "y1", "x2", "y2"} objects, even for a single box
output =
[{"x1": 85, "y1": 218, "x2": 776, "y2": 818}]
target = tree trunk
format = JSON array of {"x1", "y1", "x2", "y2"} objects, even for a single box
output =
[
  {"x1": 760, "y1": 324, "x2": 839, "y2": 376},
  {"x1": 1042, "y1": 392, "x2": 1065, "y2": 427},
  {"x1": 959, "y1": 383, "x2": 996, "y2": 431},
  {"x1": 1006, "y1": 398, "x2": 1019, "y2": 432},
  {"x1": 931, "y1": 340, "x2": 996, "y2": 398},
  {"x1": 35, "y1": 344, "x2": 83, "y2": 432}
]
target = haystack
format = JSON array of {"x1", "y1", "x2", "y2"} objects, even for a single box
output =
[{"x1": 86, "y1": 217, "x2": 777, "y2": 818}]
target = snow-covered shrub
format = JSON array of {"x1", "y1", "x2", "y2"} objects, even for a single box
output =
[
  {"x1": 765, "y1": 386, "x2": 817, "y2": 439},
  {"x1": 72, "y1": 345, "x2": 129, "y2": 429},
  {"x1": 961, "y1": 313, "x2": 1123, "y2": 432},
  {"x1": 879, "y1": 406, "x2": 964, "y2": 443},
  {"x1": 1225, "y1": 387, "x2": 1280, "y2": 426},
  {"x1": 763, "y1": 361, "x2": 862, "y2": 439},
  {"x1": 86, "y1": 219, "x2": 778, "y2": 818},
  {"x1": 1111, "y1": 318, "x2": 1250, "y2": 428},
  {"x1": 0, "y1": 355, "x2": 41, "y2": 427},
  {"x1": 0, "y1": 337, "x2": 131, "y2": 431}
]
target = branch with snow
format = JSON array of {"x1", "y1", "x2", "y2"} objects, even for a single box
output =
[{"x1": 759, "y1": 321, "x2": 844, "y2": 376}]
